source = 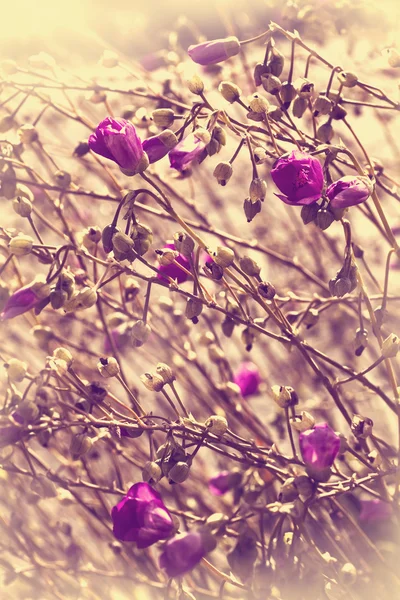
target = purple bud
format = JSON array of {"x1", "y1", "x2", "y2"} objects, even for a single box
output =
[
  {"x1": 271, "y1": 150, "x2": 324, "y2": 206},
  {"x1": 169, "y1": 131, "x2": 208, "y2": 172},
  {"x1": 157, "y1": 243, "x2": 191, "y2": 284},
  {"x1": 111, "y1": 482, "x2": 174, "y2": 547},
  {"x1": 1, "y1": 282, "x2": 42, "y2": 320},
  {"x1": 88, "y1": 117, "x2": 148, "y2": 174},
  {"x1": 233, "y1": 362, "x2": 261, "y2": 397},
  {"x1": 188, "y1": 36, "x2": 240, "y2": 66},
  {"x1": 208, "y1": 470, "x2": 242, "y2": 496},
  {"x1": 299, "y1": 423, "x2": 341, "y2": 470},
  {"x1": 159, "y1": 531, "x2": 208, "y2": 577},
  {"x1": 359, "y1": 499, "x2": 393, "y2": 524},
  {"x1": 326, "y1": 176, "x2": 372, "y2": 208},
  {"x1": 142, "y1": 130, "x2": 178, "y2": 164}
]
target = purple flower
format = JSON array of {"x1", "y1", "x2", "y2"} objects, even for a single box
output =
[
  {"x1": 142, "y1": 130, "x2": 178, "y2": 164},
  {"x1": 111, "y1": 482, "x2": 174, "y2": 547},
  {"x1": 359, "y1": 499, "x2": 393, "y2": 524},
  {"x1": 188, "y1": 36, "x2": 240, "y2": 66},
  {"x1": 299, "y1": 423, "x2": 340, "y2": 470},
  {"x1": 157, "y1": 243, "x2": 191, "y2": 284},
  {"x1": 1, "y1": 282, "x2": 42, "y2": 320},
  {"x1": 271, "y1": 150, "x2": 324, "y2": 206},
  {"x1": 326, "y1": 176, "x2": 372, "y2": 208},
  {"x1": 233, "y1": 362, "x2": 261, "y2": 397},
  {"x1": 88, "y1": 117, "x2": 148, "y2": 174},
  {"x1": 169, "y1": 131, "x2": 208, "y2": 172},
  {"x1": 159, "y1": 531, "x2": 207, "y2": 577},
  {"x1": 209, "y1": 470, "x2": 242, "y2": 496}
]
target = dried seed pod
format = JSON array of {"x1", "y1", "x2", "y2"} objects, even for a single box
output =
[
  {"x1": 301, "y1": 202, "x2": 319, "y2": 224},
  {"x1": 249, "y1": 178, "x2": 267, "y2": 202},
  {"x1": 239, "y1": 256, "x2": 261, "y2": 277},
  {"x1": 4, "y1": 359, "x2": 28, "y2": 382},
  {"x1": 152, "y1": 108, "x2": 175, "y2": 128},
  {"x1": 213, "y1": 161, "x2": 233, "y2": 186},
  {"x1": 248, "y1": 93, "x2": 269, "y2": 113},
  {"x1": 312, "y1": 94, "x2": 333, "y2": 116},
  {"x1": 351, "y1": 414, "x2": 373, "y2": 439},
  {"x1": 280, "y1": 82, "x2": 296, "y2": 109},
  {"x1": 254, "y1": 62, "x2": 270, "y2": 86},
  {"x1": 173, "y1": 231, "x2": 194, "y2": 257},
  {"x1": 218, "y1": 81, "x2": 241, "y2": 103},
  {"x1": 330, "y1": 105, "x2": 347, "y2": 120},
  {"x1": 316, "y1": 208, "x2": 335, "y2": 230},
  {"x1": 187, "y1": 74, "x2": 204, "y2": 95},
  {"x1": 142, "y1": 461, "x2": 162, "y2": 484},
  {"x1": 213, "y1": 246, "x2": 235, "y2": 268},
  {"x1": 140, "y1": 372, "x2": 165, "y2": 392},
  {"x1": 292, "y1": 96, "x2": 308, "y2": 118},
  {"x1": 9, "y1": 234, "x2": 34, "y2": 256},
  {"x1": 258, "y1": 281, "x2": 276, "y2": 299},
  {"x1": 271, "y1": 385, "x2": 298, "y2": 408},
  {"x1": 317, "y1": 122, "x2": 334, "y2": 142},
  {"x1": 205, "y1": 415, "x2": 228, "y2": 435},
  {"x1": 185, "y1": 297, "x2": 203, "y2": 321},
  {"x1": 337, "y1": 71, "x2": 358, "y2": 87},
  {"x1": 131, "y1": 320, "x2": 151, "y2": 344},
  {"x1": 70, "y1": 433, "x2": 93, "y2": 460},
  {"x1": 156, "y1": 362, "x2": 175, "y2": 384},
  {"x1": 168, "y1": 461, "x2": 191, "y2": 483},
  {"x1": 261, "y1": 73, "x2": 282, "y2": 95},
  {"x1": 290, "y1": 411, "x2": 315, "y2": 432},
  {"x1": 97, "y1": 357, "x2": 120, "y2": 378},
  {"x1": 381, "y1": 333, "x2": 400, "y2": 358},
  {"x1": 243, "y1": 198, "x2": 261, "y2": 222},
  {"x1": 268, "y1": 47, "x2": 285, "y2": 76}
]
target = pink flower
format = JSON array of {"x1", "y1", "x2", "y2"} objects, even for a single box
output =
[
  {"x1": 188, "y1": 36, "x2": 240, "y2": 66},
  {"x1": 142, "y1": 130, "x2": 178, "y2": 164},
  {"x1": 157, "y1": 243, "x2": 191, "y2": 284},
  {"x1": 299, "y1": 423, "x2": 340, "y2": 470},
  {"x1": 88, "y1": 117, "x2": 148, "y2": 174},
  {"x1": 159, "y1": 531, "x2": 209, "y2": 577},
  {"x1": 233, "y1": 362, "x2": 261, "y2": 397},
  {"x1": 271, "y1": 150, "x2": 324, "y2": 205},
  {"x1": 111, "y1": 482, "x2": 174, "y2": 547},
  {"x1": 169, "y1": 131, "x2": 208, "y2": 171},
  {"x1": 208, "y1": 471, "x2": 242, "y2": 496},
  {"x1": 1, "y1": 281, "x2": 44, "y2": 320},
  {"x1": 326, "y1": 176, "x2": 372, "y2": 208}
]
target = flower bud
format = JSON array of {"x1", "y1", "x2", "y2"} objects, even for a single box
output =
[
  {"x1": 142, "y1": 461, "x2": 162, "y2": 484},
  {"x1": 249, "y1": 178, "x2": 267, "y2": 202},
  {"x1": 261, "y1": 73, "x2": 282, "y2": 95},
  {"x1": 213, "y1": 246, "x2": 235, "y2": 268},
  {"x1": 268, "y1": 47, "x2": 285, "y2": 76},
  {"x1": 354, "y1": 327, "x2": 368, "y2": 356},
  {"x1": 290, "y1": 411, "x2": 315, "y2": 432},
  {"x1": 18, "y1": 124, "x2": 38, "y2": 144},
  {"x1": 140, "y1": 372, "x2": 165, "y2": 392},
  {"x1": 13, "y1": 196, "x2": 32, "y2": 217},
  {"x1": 102, "y1": 224, "x2": 120, "y2": 254},
  {"x1": 243, "y1": 198, "x2": 261, "y2": 222},
  {"x1": 112, "y1": 231, "x2": 135, "y2": 255},
  {"x1": 173, "y1": 231, "x2": 194, "y2": 257},
  {"x1": 152, "y1": 108, "x2": 175, "y2": 128},
  {"x1": 254, "y1": 62, "x2": 270, "y2": 86},
  {"x1": 131, "y1": 319, "x2": 151, "y2": 343},
  {"x1": 100, "y1": 50, "x2": 119, "y2": 68},
  {"x1": 187, "y1": 74, "x2": 204, "y2": 95},
  {"x1": 53, "y1": 347, "x2": 73, "y2": 367},
  {"x1": 213, "y1": 161, "x2": 233, "y2": 186},
  {"x1": 253, "y1": 146, "x2": 268, "y2": 164},
  {"x1": 312, "y1": 95, "x2": 333, "y2": 116},
  {"x1": 337, "y1": 71, "x2": 358, "y2": 87},
  {"x1": 317, "y1": 122, "x2": 334, "y2": 142},
  {"x1": 70, "y1": 433, "x2": 93, "y2": 460},
  {"x1": 53, "y1": 170, "x2": 71, "y2": 188},
  {"x1": 205, "y1": 415, "x2": 228, "y2": 435},
  {"x1": 76, "y1": 287, "x2": 98, "y2": 310},
  {"x1": 381, "y1": 333, "x2": 400, "y2": 358},
  {"x1": 157, "y1": 248, "x2": 179, "y2": 265},
  {"x1": 351, "y1": 414, "x2": 373, "y2": 439},
  {"x1": 9, "y1": 234, "x2": 34, "y2": 256},
  {"x1": 280, "y1": 82, "x2": 296, "y2": 108},
  {"x1": 292, "y1": 96, "x2": 308, "y2": 118},
  {"x1": 97, "y1": 357, "x2": 120, "y2": 378},
  {"x1": 185, "y1": 297, "x2": 203, "y2": 321},
  {"x1": 271, "y1": 385, "x2": 298, "y2": 408},
  {"x1": 218, "y1": 81, "x2": 241, "y2": 103},
  {"x1": 258, "y1": 281, "x2": 276, "y2": 299},
  {"x1": 248, "y1": 93, "x2": 269, "y2": 113},
  {"x1": 156, "y1": 362, "x2": 175, "y2": 385},
  {"x1": 73, "y1": 141, "x2": 90, "y2": 157},
  {"x1": 168, "y1": 461, "x2": 190, "y2": 483},
  {"x1": 50, "y1": 289, "x2": 68, "y2": 309},
  {"x1": 4, "y1": 358, "x2": 27, "y2": 382},
  {"x1": 330, "y1": 105, "x2": 347, "y2": 120},
  {"x1": 294, "y1": 77, "x2": 314, "y2": 98},
  {"x1": 239, "y1": 256, "x2": 261, "y2": 277}
]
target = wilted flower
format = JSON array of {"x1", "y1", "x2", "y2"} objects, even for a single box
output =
[
  {"x1": 208, "y1": 470, "x2": 242, "y2": 496},
  {"x1": 88, "y1": 117, "x2": 149, "y2": 174},
  {"x1": 169, "y1": 130, "x2": 209, "y2": 171},
  {"x1": 233, "y1": 362, "x2": 261, "y2": 397},
  {"x1": 157, "y1": 242, "x2": 191, "y2": 284},
  {"x1": 271, "y1": 150, "x2": 324, "y2": 205},
  {"x1": 326, "y1": 176, "x2": 372, "y2": 208},
  {"x1": 1, "y1": 280, "x2": 48, "y2": 320},
  {"x1": 159, "y1": 531, "x2": 209, "y2": 577},
  {"x1": 188, "y1": 36, "x2": 240, "y2": 66},
  {"x1": 299, "y1": 423, "x2": 340, "y2": 470},
  {"x1": 111, "y1": 482, "x2": 174, "y2": 547}
]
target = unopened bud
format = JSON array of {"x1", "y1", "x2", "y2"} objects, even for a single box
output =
[
  {"x1": 294, "y1": 78, "x2": 314, "y2": 98},
  {"x1": 243, "y1": 198, "x2": 261, "y2": 222},
  {"x1": 53, "y1": 347, "x2": 73, "y2": 367},
  {"x1": 271, "y1": 385, "x2": 298, "y2": 408},
  {"x1": 381, "y1": 333, "x2": 400, "y2": 358},
  {"x1": 248, "y1": 93, "x2": 269, "y2": 113},
  {"x1": 239, "y1": 256, "x2": 261, "y2": 277},
  {"x1": 213, "y1": 246, "x2": 235, "y2": 268},
  {"x1": 4, "y1": 358, "x2": 27, "y2": 382},
  {"x1": 131, "y1": 320, "x2": 151, "y2": 343},
  {"x1": 112, "y1": 231, "x2": 134, "y2": 255},
  {"x1": 53, "y1": 170, "x2": 71, "y2": 188},
  {"x1": 292, "y1": 96, "x2": 308, "y2": 118},
  {"x1": 9, "y1": 234, "x2": 34, "y2": 256},
  {"x1": 70, "y1": 433, "x2": 93, "y2": 460},
  {"x1": 301, "y1": 202, "x2": 319, "y2": 224},
  {"x1": 316, "y1": 208, "x2": 334, "y2": 231},
  {"x1": 268, "y1": 47, "x2": 285, "y2": 76},
  {"x1": 185, "y1": 297, "x2": 203, "y2": 321},
  {"x1": 13, "y1": 196, "x2": 32, "y2": 217},
  {"x1": 313, "y1": 95, "x2": 333, "y2": 117},
  {"x1": 97, "y1": 357, "x2": 120, "y2": 378},
  {"x1": 261, "y1": 73, "x2": 282, "y2": 95},
  {"x1": 187, "y1": 74, "x2": 204, "y2": 95},
  {"x1": 218, "y1": 81, "x2": 241, "y2": 103},
  {"x1": 337, "y1": 71, "x2": 358, "y2": 88},
  {"x1": 156, "y1": 362, "x2": 175, "y2": 384},
  {"x1": 205, "y1": 414, "x2": 228, "y2": 435},
  {"x1": 280, "y1": 82, "x2": 296, "y2": 108},
  {"x1": 213, "y1": 161, "x2": 233, "y2": 186},
  {"x1": 249, "y1": 178, "x2": 267, "y2": 202},
  {"x1": 142, "y1": 461, "x2": 162, "y2": 484},
  {"x1": 152, "y1": 108, "x2": 175, "y2": 128},
  {"x1": 140, "y1": 372, "x2": 165, "y2": 392},
  {"x1": 317, "y1": 122, "x2": 334, "y2": 143},
  {"x1": 168, "y1": 461, "x2": 190, "y2": 483}
]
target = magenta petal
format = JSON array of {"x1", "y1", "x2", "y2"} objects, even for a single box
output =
[
  {"x1": 299, "y1": 423, "x2": 340, "y2": 470},
  {"x1": 159, "y1": 532, "x2": 206, "y2": 577},
  {"x1": 271, "y1": 151, "x2": 324, "y2": 206},
  {"x1": 233, "y1": 362, "x2": 261, "y2": 397},
  {"x1": 1, "y1": 285, "x2": 40, "y2": 320}
]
